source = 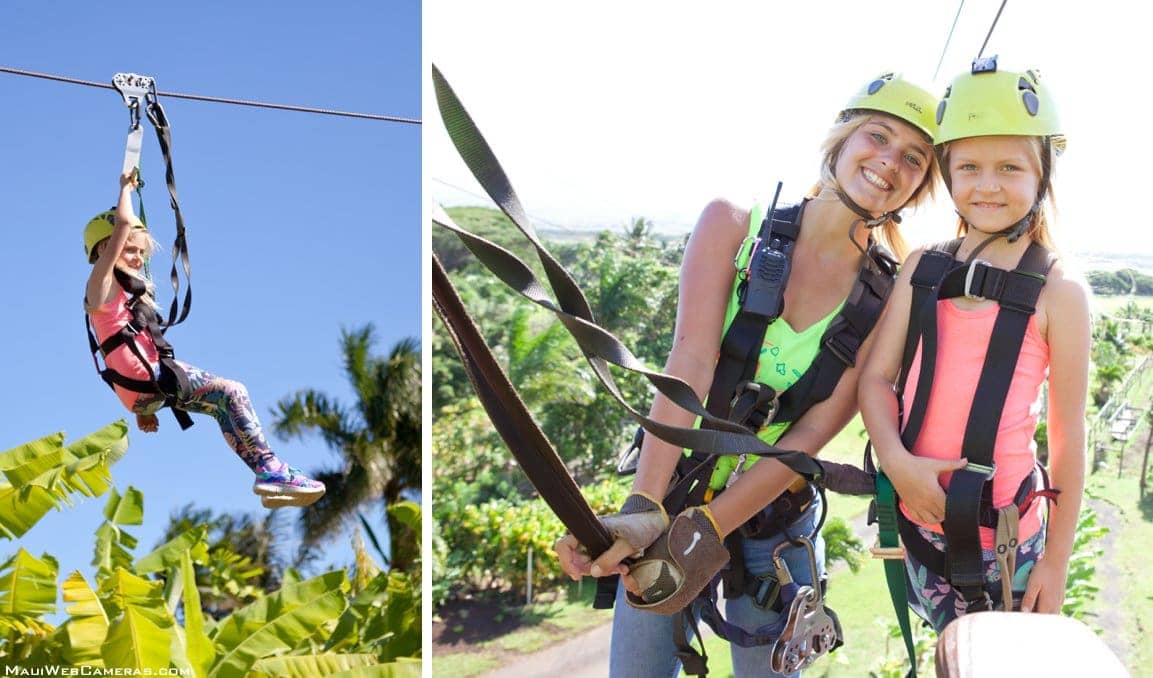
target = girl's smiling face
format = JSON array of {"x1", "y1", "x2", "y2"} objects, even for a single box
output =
[
  {"x1": 832, "y1": 114, "x2": 932, "y2": 216},
  {"x1": 116, "y1": 230, "x2": 151, "y2": 272},
  {"x1": 945, "y1": 135, "x2": 1042, "y2": 233}
]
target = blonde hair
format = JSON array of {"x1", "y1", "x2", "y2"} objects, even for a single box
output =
[
  {"x1": 938, "y1": 136, "x2": 1058, "y2": 251},
  {"x1": 92, "y1": 230, "x2": 164, "y2": 312},
  {"x1": 807, "y1": 113, "x2": 940, "y2": 261}
]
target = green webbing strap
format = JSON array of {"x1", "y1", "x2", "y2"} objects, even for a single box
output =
[{"x1": 875, "y1": 472, "x2": 916, "y2": 677}]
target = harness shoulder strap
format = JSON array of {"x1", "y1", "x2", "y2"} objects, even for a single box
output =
[
  {"x1": 774, "y1": 240, "x2": 899, "y2": 423},
  {"x1": 939, "y1": 241, "x2": 1053, "y2": 609}
]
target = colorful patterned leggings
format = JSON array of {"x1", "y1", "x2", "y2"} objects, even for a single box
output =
[
  {"x1": 903, "y1": 523, "x2": 1046, "y2": 632},
  {"x1": 132, "y1": 361, "x2": 279, "y2": 473}
]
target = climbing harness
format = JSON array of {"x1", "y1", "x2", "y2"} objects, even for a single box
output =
[
  {"x1": 85, "y1": 73, "x2": 196, "y2": 429},
  {"x1": 85, "y1": 270, "x2": 194, "y2": 430},
  {"x1": 868, "y1": 238, "x2": 1062, "y2": 676}
]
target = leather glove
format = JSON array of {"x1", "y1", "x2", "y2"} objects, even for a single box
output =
[
  {"x1": 599, "y1": 492, "x2": 669, "y2": 558},
  {"x1": 625, "y1": 504, "x2": 730, "y2": 615}
]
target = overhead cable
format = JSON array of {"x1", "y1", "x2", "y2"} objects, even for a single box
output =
[
  {"x1": 0, "y1": 65, "x2": 419, "y2": 125},
  {"x1": 976, "y1": 0, "x2": 1009, "y2": 60},
  {"x1": 932, "y1": 1, "x2": 966, "y2": 82}
]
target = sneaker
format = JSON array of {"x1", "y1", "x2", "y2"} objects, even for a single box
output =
[{"x1": 253, "y1": 466, "x2": 326, "y2": 507}]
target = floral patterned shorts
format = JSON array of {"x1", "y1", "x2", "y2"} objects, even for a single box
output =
[{"x1": 903, "y1": 523, "x2": 1045, "y2": 632}]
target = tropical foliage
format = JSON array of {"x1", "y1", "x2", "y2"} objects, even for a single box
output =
[
  {"x1": 0, "y1": 423, "x2": 421, "y2": 676},
  {"x1": 273, "y1": 325, "x2": 421, "y2": 572}
]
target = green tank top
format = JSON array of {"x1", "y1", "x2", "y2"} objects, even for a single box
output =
[{"x1": 703, "y1": 202, "x2": 843, "y2": 489}]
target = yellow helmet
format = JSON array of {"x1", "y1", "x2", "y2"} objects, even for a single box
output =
[
  {"x1": 83, "y1": 210, "x2": 147, "y2": 263},
  {"x1": 934, "y1": 56, "x2": 1062, "y2": 147},
  {"x1": 839, "y1": 72, "x2": 938, "y2": 140}
]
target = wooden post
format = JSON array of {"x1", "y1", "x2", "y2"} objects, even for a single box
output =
[{"x1": 526, "y1": 544, "x2": 533, "y2": 606}]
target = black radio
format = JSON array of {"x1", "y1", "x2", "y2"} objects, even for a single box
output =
[{"x1": 740, "y1": 182, "x2": 791, "y2": 321}]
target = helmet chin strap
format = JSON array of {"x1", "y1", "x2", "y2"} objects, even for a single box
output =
[
  {"x1": 956, "y1": 200, "x2": 1040, "y2": 262},
  {"x1": 836, "y1": 190, "x2": 901, "y2": 258}
]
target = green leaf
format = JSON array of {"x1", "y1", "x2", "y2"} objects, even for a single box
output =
[
  {"x1": 93, "y1": 523, "x2": 136, "y2": 579},
  {"x1": 0, "y1": 483, "x2": 57, "y2": 539},
  {"x1": 100, "y1": 568, "x2": 175, "y2": 670},
  {"x1": 0, "y1": 433, "x2": 66, "y2": 487},
  {"x1": 328, "y1": 659, "x2": 422, "y2": 678},
  {"x1": 181, "y1": 549, "x2": 215, "y2": 678},
  {"x1": 387, "y1": 501, "x2": 420, "y2": 535},
  {"x1": 250, "y1": 653, "x2": 379, "y2": 677},
  {"x1": 208, "y1": 570, "x2": 350, "y2": 678},
  {"x1": 0, "y1": 548, "x2": 58, "y2": 621},
  {"x1": 0, "y1": 422, "x2": 130, "y2": 539},
  {"x1": 103, "y1": 485, "x2": 145, "y2": 525},
  {"x1": 60, "y1": 571, "x2": 109, "y2": 667},
  {"x1": 136, "y1": 525, "x2": 209, "y2": 574}
]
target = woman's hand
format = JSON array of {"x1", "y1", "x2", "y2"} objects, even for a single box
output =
[
  {"x1": 1020, "y1": 555, "x2": 1068, "y2": 614},
  {"x1": 135, "y1": 413, "x2": 159, "y2": 433},
  {"x1": 884, "y1": 451, "x2": 966, "y2": 525}
]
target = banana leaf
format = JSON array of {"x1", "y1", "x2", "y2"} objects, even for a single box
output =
[
  {"x1": 60, "y1": 571, "x2": 108, "y2": 667},
  {"x1": 100, "y1": 568, "x2": 175, "y2": 670},
  {"x1": 0, "y1": 548, "x2": 57, "y2": 634},
  {"x1": 208, "y1": 570, "x2": 349, "y2": 678}
]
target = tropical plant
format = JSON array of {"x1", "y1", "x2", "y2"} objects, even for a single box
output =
[
  {"x1": 273, "y1": 325, "x2": 421, "y2": 571},
  {"x1": 157, "y1": 504, "x2": 293, "y2": 619},
  {"x1": 0, "y1": 424, "x2": 422, "y2": 675}
]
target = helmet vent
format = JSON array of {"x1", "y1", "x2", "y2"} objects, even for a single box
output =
[{"x1": 867, "y1": 79, "x2": 886, "y2": 95}]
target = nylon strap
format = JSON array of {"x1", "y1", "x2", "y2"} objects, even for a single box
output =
[
  {"x1": 144, "y1": 92, "x2": 193, "y2": 329},
  {"x1": 431, "y1": 65, "x2": 823, "y2": 479},
  {"x1": 875, "y1": 470, "x2": 917, "y2": 676},
  {"x1": 432, "y1": 255, "x2": 615, "y2": 556}
]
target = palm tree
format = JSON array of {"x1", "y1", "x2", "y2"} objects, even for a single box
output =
[{"x1": 272, "y1": 325, "x2": 421, "y2": 571}]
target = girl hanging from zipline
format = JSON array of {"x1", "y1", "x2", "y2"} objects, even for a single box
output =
[
  {"x1": 84, "y1": 169, "x2": 326, "y2": 508},
  {"x1": 859, "y1": 57, "x2": 1089, "y2": 628}
]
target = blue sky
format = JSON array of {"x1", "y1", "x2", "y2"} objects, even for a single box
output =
[
  {"x1": 0, "y1": 0, "x2": 420, "y2": 608},
  {"x1": 428, "y1": 1, "x2": 1151, "y2": 261}
]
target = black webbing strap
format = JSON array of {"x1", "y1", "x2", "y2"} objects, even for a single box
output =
[
  {"x1": 432, "y1": 255, "x2": 614, "y2": 556},
  {"x1": 897, "y1": 243, "x2": 961, "y2": 449},
  {"x1": 938, "y1": 241, "x2": 1052, "y2": 608},
  {"x1": 704, "y1": 203, "x2": 801, "y2": 430},
  {"x1": 775, "y1": 244, "x2": 898, "y2": 423},
  {"x1": 431, "y1": 65, "x2": 823, "y2": 480},
  {"x1": 143, "y1": 92, "x2": 193, "y2": 329}
]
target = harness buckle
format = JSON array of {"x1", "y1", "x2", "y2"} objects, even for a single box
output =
[
  {"x1": 964, "y1": 259, "x2": 991, "y2": 301},
  {"x1": 823, "y1": 329, "x2": 859, "y2": 368}
]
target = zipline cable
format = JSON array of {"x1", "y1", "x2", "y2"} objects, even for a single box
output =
[
  {"x1": 976, "y1": 0, "x2": 1009, "y2": 60},
  {"x1": 932, "y1": 0, "x2": 966, "y2": 82},
  {"x1": 0, "y1": 65, "x2": 420, "y2": 124}
]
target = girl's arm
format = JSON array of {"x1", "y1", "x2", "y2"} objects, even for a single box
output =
[
  {"x1": 629, "y1": 199, "x2": 752, "y2": 501},
  {"x1": 858, "y1": 249, "x2": 965, "y2": 525},
  {"x1": 85, "y1": 172, "x2": 143, "y2": 309},
  {"x1": 1022, "y1": 264, "x2": 1090, "y2": 614},
  {"x1": 557, "y1": 198, "x2": 748, "y2": 578}
]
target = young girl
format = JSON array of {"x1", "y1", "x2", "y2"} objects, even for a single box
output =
[
  {"x1": 555, "y1": 72, "x2": 940, "y2": 676},
  {"x1": 859, "y1": 58, "x2": 1089, "y2": 629},
  {"x1": 84, "y1": 170, "x2": 326, "y2": 509}
]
